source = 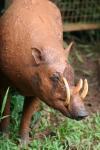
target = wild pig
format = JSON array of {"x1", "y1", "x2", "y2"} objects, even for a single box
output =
[{"x1": 0, "y1": 0, "x2": 88, "y2": 144}]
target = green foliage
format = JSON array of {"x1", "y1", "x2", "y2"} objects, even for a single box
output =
[
  {"x1": 29, "y1": 113, "x2": 100, "y2": 150},
  {"x1": 0, "y1": 95, "x2": 100, "y2": 150}
]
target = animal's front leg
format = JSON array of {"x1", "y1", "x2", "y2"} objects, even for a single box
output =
[{"x1": 19, "y1": 96, "x2": 40, "y2": 145}]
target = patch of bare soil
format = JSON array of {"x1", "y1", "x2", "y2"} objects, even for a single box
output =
[{"x1": 71, "y1": 44, "x2": 100, "y2": 114}]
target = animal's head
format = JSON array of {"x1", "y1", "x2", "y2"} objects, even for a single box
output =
[{"x1": 32, "y1": 42, "x2": 88, "y2": 120}]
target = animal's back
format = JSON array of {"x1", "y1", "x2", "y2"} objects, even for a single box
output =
[{"x1": 0, "y1": 0, "x2": 63, "y2": 95}]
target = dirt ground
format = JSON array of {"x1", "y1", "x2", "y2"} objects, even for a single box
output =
[{"x1": 71, "y1": 43, "x2": 100, "y2": 115}]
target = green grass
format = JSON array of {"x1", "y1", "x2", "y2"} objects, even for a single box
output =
[{"x1": 0, "y1": 95, "x2": 100, "y2": 150}]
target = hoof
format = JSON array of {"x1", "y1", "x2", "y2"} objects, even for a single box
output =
[
  {"x1": 0, "y1": 130, "x2": 9, "y2": 138},
  {"x1": 3, "y1": 132, "x2": 9, "y2": 138},
  {"x1": 19, "y1": 136, "x2": 31, "y2": 148}
]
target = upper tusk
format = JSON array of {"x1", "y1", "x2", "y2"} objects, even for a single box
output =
[
  {"x1": 81, "y1": 79, "x2": 88, "y2": 99},
  {"x1": 63, "y1": 77, "x2": 70, "y2": 105},
  {"x1": 73, "y1": 79, "x2": 83, "y2": 94},
  {"x1": 66, "y1": 42, "x2": 74, "y2": 52}
]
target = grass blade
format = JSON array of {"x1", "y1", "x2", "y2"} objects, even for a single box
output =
[{"x1": 1, "y1": 87, "x2": 10, "y2": 117}]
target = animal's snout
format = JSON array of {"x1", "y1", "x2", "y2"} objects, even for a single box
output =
[
  {"x1": 72, "y1": 109, "x2": 88, "y2": 121},
  {"x1": 75, "y1": 110, "x2": 88, "y2": 120}
]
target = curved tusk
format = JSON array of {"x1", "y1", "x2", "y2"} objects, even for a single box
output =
[
  {"x1": 81, "y1": 79, "x2": 88, "y2": 99},
  {"x1": 63, "y1": 77, "x2": 70, "y2": 105},
  {"x1": 73, "y1": 79, "x2": 83, "y2": 94},
  {"x1": 66, "y1": 42, "x2": 74, "y2": 52}
]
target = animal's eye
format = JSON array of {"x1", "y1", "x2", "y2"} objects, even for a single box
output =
[{"x1": 50, "y1": 72, "x2": 60, "y2": 82}]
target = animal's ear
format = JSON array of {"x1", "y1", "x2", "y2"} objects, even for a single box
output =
[
  {"x1": 32, "y1": 48, "x2": 44, "y2": 65},
  {"x1": 65, "y1": 42, "x2": 74, "y2": 58}
]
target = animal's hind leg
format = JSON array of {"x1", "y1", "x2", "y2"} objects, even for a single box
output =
[
  {"x1": 0, "y1": 90, "x2": 10, "y2": 135},
  {"x1": 19, "y1": 96, "x2": 40, "y2": 144}
]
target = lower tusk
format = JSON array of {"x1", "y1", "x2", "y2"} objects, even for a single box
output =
[
  {"x1": 73, "y1": 79, "x2": 83, "y2": 94},
  {"x1": 63, "y1": 77, "x2": 70, "y2": 105},
  {"x1": 81, "y1": 79, "x2": 88, "y2": 99}
]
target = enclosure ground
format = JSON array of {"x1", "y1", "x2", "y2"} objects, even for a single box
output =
[{"x1": 70, "y1": 43, "x2": 100, "y2": 114}]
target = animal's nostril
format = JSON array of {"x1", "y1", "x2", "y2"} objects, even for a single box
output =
[
  {"x1": 76, "y1": 115, "x2": 88, "y2": 120},
  {"x1": 76, "y1": 111, "x2": 88, "y2": 120}
]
